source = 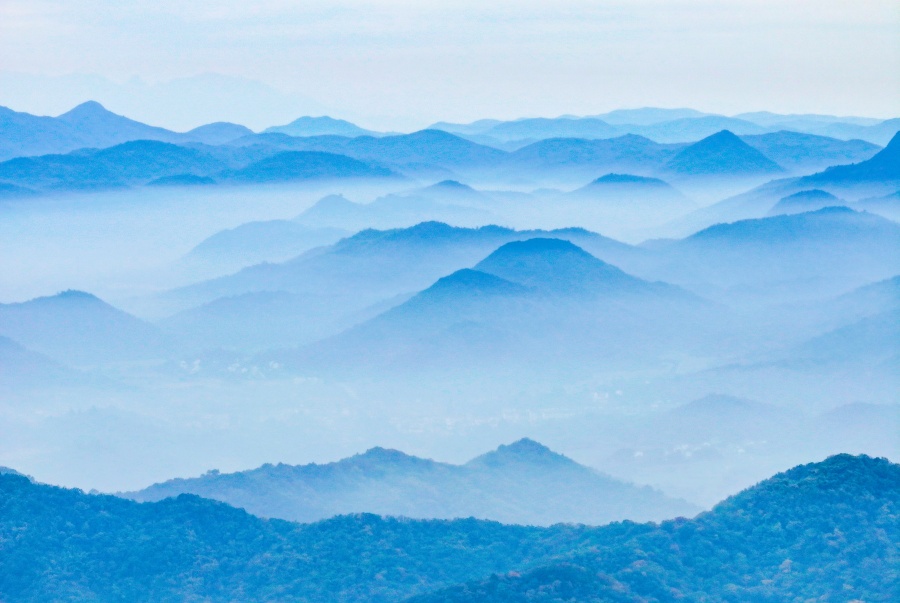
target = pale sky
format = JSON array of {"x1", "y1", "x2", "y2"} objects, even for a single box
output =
[{"x1": 1, "y1": 0, "x2": 898, "y2": 131}]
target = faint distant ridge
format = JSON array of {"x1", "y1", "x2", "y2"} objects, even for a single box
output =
[
  {"x1": 665, "y1": 129, "x2": 783, "y2": 176},
  {"x1": 481, "y1": 117, "x2": 620, "y2": 142},
  {"x1": 592, "y1": 107, "x2": 712, "y2": 125},
  {"x1": 264, "y1": 116, "x2": 378, "y2": 138}
]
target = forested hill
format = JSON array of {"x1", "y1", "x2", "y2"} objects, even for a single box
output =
[{"x1": 0, "y1": 454, "x2": 897, "y2": 602}]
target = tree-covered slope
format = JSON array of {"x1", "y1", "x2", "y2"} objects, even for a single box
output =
[{"x1": 410, "y1": 453, "x2": 900, "y2": 602}]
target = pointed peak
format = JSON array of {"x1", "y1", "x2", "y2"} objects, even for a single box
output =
[
  {"x1": 59, "y1": 101, "x2": 115, "y2": 119},
  {"x1": 704, "y1": 128, "x2": 739, "y2": 141},
  {"x1": 667, "y1": 129, "x2": 783, "y2": 175},
  {"x1": 467, "y1": 438, "x2": 577, "y2": 469}
]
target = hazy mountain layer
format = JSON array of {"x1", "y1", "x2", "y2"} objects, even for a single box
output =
[
  {"x1": 272, "y1": 238, "x2": 712, "y2": 375},
  {"x1": 127, "y1": 438, "x2": 697, "y2": 525},
  {"x1": 157, "y1": 223, "x2": 642, "y2": 338}
]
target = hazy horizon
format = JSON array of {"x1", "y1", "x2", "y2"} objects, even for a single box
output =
[{"x1": 2, "y1": 1, "x2": 898, "y2": 131}]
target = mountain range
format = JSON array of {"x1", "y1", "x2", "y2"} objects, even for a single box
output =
[
  {"x1": 0, "y1": 101, "x2": 252, "y2": 160},
  {"x1": 157, "y1": 221, "x2": 641, "y2": 325},
  {"x1": 1, "y1": 454, "x2": 895, "y2": 602},
  {"x1": 1, "y1": 100, "x2": 893, "y2": 196},
  {"x1": 126, "y1": 438, "x2": 697, "y2": 525}
]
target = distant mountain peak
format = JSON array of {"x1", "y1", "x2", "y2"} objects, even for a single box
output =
[
  {"x1": 60, "y1": 100, "x2": 110, "y2": 117},
  {"x1": 666, "y1": 129, "x2": 783, "y2": 175},
  {"x1": 426, "y1": 179, "x2": 475, "y2": 192},
  {"x1": 474, "y1": 238, "x2": 632, "y2": 292},
  {"x1": 467, "y1": 438, "x2": 577, "y2": 469}
]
